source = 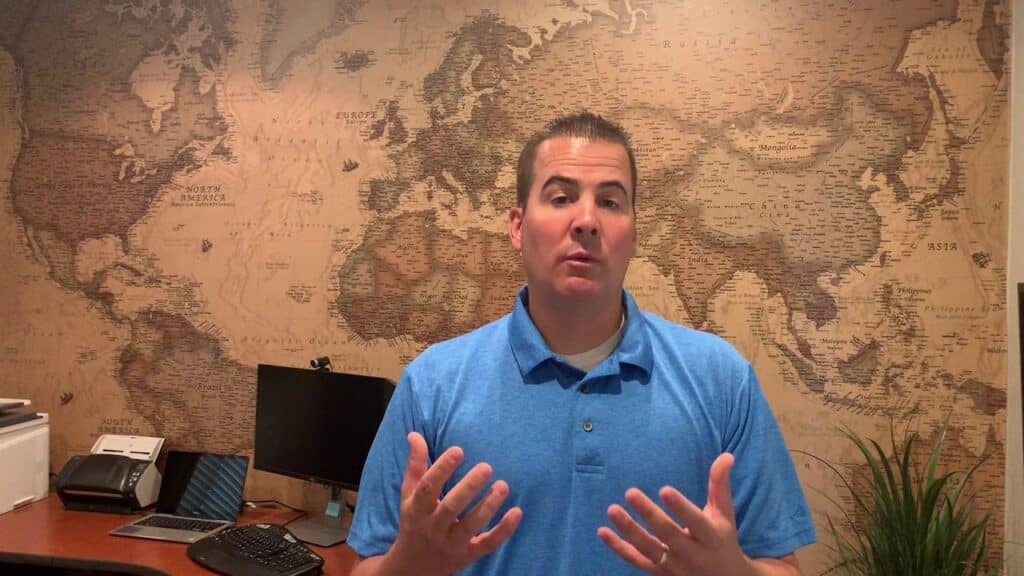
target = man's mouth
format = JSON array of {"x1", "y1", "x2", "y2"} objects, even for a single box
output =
[{"x1": 565, "y1": 251, "x2": 596, "y2": 263}]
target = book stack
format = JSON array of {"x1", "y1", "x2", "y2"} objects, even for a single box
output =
[{"x1": 0, "y1": 399, "x2": 42, "y2": 429}]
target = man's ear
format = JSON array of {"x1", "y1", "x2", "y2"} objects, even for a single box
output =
[{"x1": 509, "y1": 205, "x2": 524, "y2": 251}]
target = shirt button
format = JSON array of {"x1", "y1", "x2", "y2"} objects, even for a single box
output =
[
  {"x1": 580, "y1": 383, "x2": 589, "y2": 394},
  {"x1": 582, "y1": 420, "x2": 593, "y2": 432}
]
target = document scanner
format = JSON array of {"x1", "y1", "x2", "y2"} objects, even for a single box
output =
[
  {"x1": 0, "y1": 399, "x2": 48, "y2": 515},
  {"x1": 57, "y1": 434, "x2": 164, "y2": 514}
]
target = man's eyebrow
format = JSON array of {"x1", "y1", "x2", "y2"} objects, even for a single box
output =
[
  {"x1": 541, "y1": 176, "x2": 627, "y2": 194},
  {"x1": 541, "y1": 175, "x2": 578, "y2": 190},
  {"x1": 597, "y1": 180, "x2": 628, "y2": 195}
]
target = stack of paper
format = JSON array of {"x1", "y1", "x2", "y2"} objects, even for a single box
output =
[{"x1": 0, "y1": 399, "x2": 42, "y2": 429}]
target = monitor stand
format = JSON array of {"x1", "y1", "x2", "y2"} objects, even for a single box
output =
[{"x1": 288, "y1": 485, "x2": 350, "y2": 547}]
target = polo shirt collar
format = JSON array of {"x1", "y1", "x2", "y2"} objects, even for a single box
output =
[{"x1": 508, "y1": 286, "x2": 653, "y2": 379}]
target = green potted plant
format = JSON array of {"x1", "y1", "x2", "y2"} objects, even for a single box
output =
[{"x1": 797, "y1": 421, "x2": 996, "y2": 575}]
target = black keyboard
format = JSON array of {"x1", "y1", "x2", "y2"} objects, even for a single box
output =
[
  {"x1": 136, "y1": 515, "x2": 227, "y2": 532},
  {"x1": 187, "y1": 523, "x2": 324, "y2": 576}
]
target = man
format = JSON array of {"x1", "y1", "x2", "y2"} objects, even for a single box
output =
[{"x1": 348, "y1": 112, "x2": 816, "y2": 575}]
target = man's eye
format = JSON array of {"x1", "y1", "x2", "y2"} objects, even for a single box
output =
[
  {"x1": 551, "y1": 195, "x2": 570, "y2": 205},
  {"x1": 600, "y1": 198, "x2": 621, "y2": 209}
]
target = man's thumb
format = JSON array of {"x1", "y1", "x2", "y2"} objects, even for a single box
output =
[{"x1": 707, "y1": 452, "x2": 735, "y2": 522}]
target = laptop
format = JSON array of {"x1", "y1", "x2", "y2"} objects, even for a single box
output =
[{"x1": 110, "y1": 451, "x2": 249, "y2": 544}]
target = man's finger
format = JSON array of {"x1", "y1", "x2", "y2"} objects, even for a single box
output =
[
  {"x1": 658, "y1": 485, "x2": 716, "y2": 545},
  {"x1": 401, "y1": 432, "x2": 430, "y2": 499},
  {"x1": 409, "y1": 444, "x2": 464, "y2": 516},
  {"x1": 468, "y1": 507, "x2": 523, "y2": 557},
  {"x1": 596, "y1": 525, "x2": 658, "y2": 573},
  {"x1": 435, "y1": 462, "x2": 493, "y2": 526},
  {"x1": 605, "y1": 503, "x2": 668, "y2": 564},
  {"x1": 457, "y1": 479, "x2": 511, "y2": 537},
  {"x1": 707, "y1": 452, "x2": 736, "y2": 522},
  {"x1": 623, "y1": 488, "x2": 691, "y2": 553}
]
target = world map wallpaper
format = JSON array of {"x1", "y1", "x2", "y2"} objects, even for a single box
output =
[{"x1": 0, "y1": 0, "x2": 1011, "y2": 569}]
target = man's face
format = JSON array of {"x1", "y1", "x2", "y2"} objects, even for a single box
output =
[{"x1": 509, "y1": 136, "x2": 637, "y2": 302}]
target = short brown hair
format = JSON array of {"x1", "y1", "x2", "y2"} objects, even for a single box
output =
[{"x1": 515, "y1": 111, "x2": 637, "y2": 210}]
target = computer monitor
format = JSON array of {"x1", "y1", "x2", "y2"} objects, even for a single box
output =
[{"x1": 254, "y1": 364, "x2": 394, "y2": 547}]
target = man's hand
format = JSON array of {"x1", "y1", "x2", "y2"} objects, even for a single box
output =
[
  {"x1": 598, "y1": 453, "x2": 762, "y2": 576},
  {"x1": 378, "y1": 432, "x2": 522, "y2": 576}
]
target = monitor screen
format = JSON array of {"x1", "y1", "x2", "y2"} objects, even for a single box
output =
[{"x1": 254, "y1": 364, "x2": 394, "y2": 490}]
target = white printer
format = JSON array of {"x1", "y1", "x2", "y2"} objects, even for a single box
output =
[{"x1": 0, "y1": 398, "x2": 49, "y2": 515}]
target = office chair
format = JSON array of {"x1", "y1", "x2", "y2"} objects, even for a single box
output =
[{"x1": 0, "y1": 552, "x2": 171, "y2": 575}]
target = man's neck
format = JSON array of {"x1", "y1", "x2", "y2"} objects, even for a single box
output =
[{"x1": 526, "y1": 288, "x2": 624, "y2": 355}]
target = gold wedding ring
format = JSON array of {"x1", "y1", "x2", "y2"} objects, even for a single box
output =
[{"x1": 657, "y1": 546, "x2": 669, "y2": 566}]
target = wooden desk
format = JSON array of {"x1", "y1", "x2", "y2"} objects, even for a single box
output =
[{"x1": 0, "y1": 495, "x2": 357, "y2": 574}]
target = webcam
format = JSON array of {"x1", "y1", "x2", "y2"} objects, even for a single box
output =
[{"x1": 310, "y1": 356, "x2": 331, "y2": 371}]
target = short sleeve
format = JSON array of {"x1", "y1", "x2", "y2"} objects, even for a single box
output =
[
  {"x1": 726, "y1": 364, "x2": 817, "y2": 558},
  {"x1": 347, "y1": 369, "x2": 426, "y2": 558}
]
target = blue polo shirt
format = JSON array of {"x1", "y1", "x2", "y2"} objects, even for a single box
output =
[{"x1": 349, "y1": 288, "x2": 816, "y2": 574}]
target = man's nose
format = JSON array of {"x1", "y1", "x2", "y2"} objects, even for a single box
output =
[{"x1": 572, "y1": 199, "x2": 598, "y2": 237}]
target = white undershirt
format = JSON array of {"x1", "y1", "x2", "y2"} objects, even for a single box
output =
[{"x1": 561, "y1": 314, "x2": 625, "y2": 373}]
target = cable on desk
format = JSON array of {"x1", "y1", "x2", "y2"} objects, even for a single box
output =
[{"x1": 245, "y1": 499, "x2": 304, "y2": 513}]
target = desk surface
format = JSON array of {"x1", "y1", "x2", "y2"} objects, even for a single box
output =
[{"x1": 0, "y1": 495, "x2": 357, "y2": 575}]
